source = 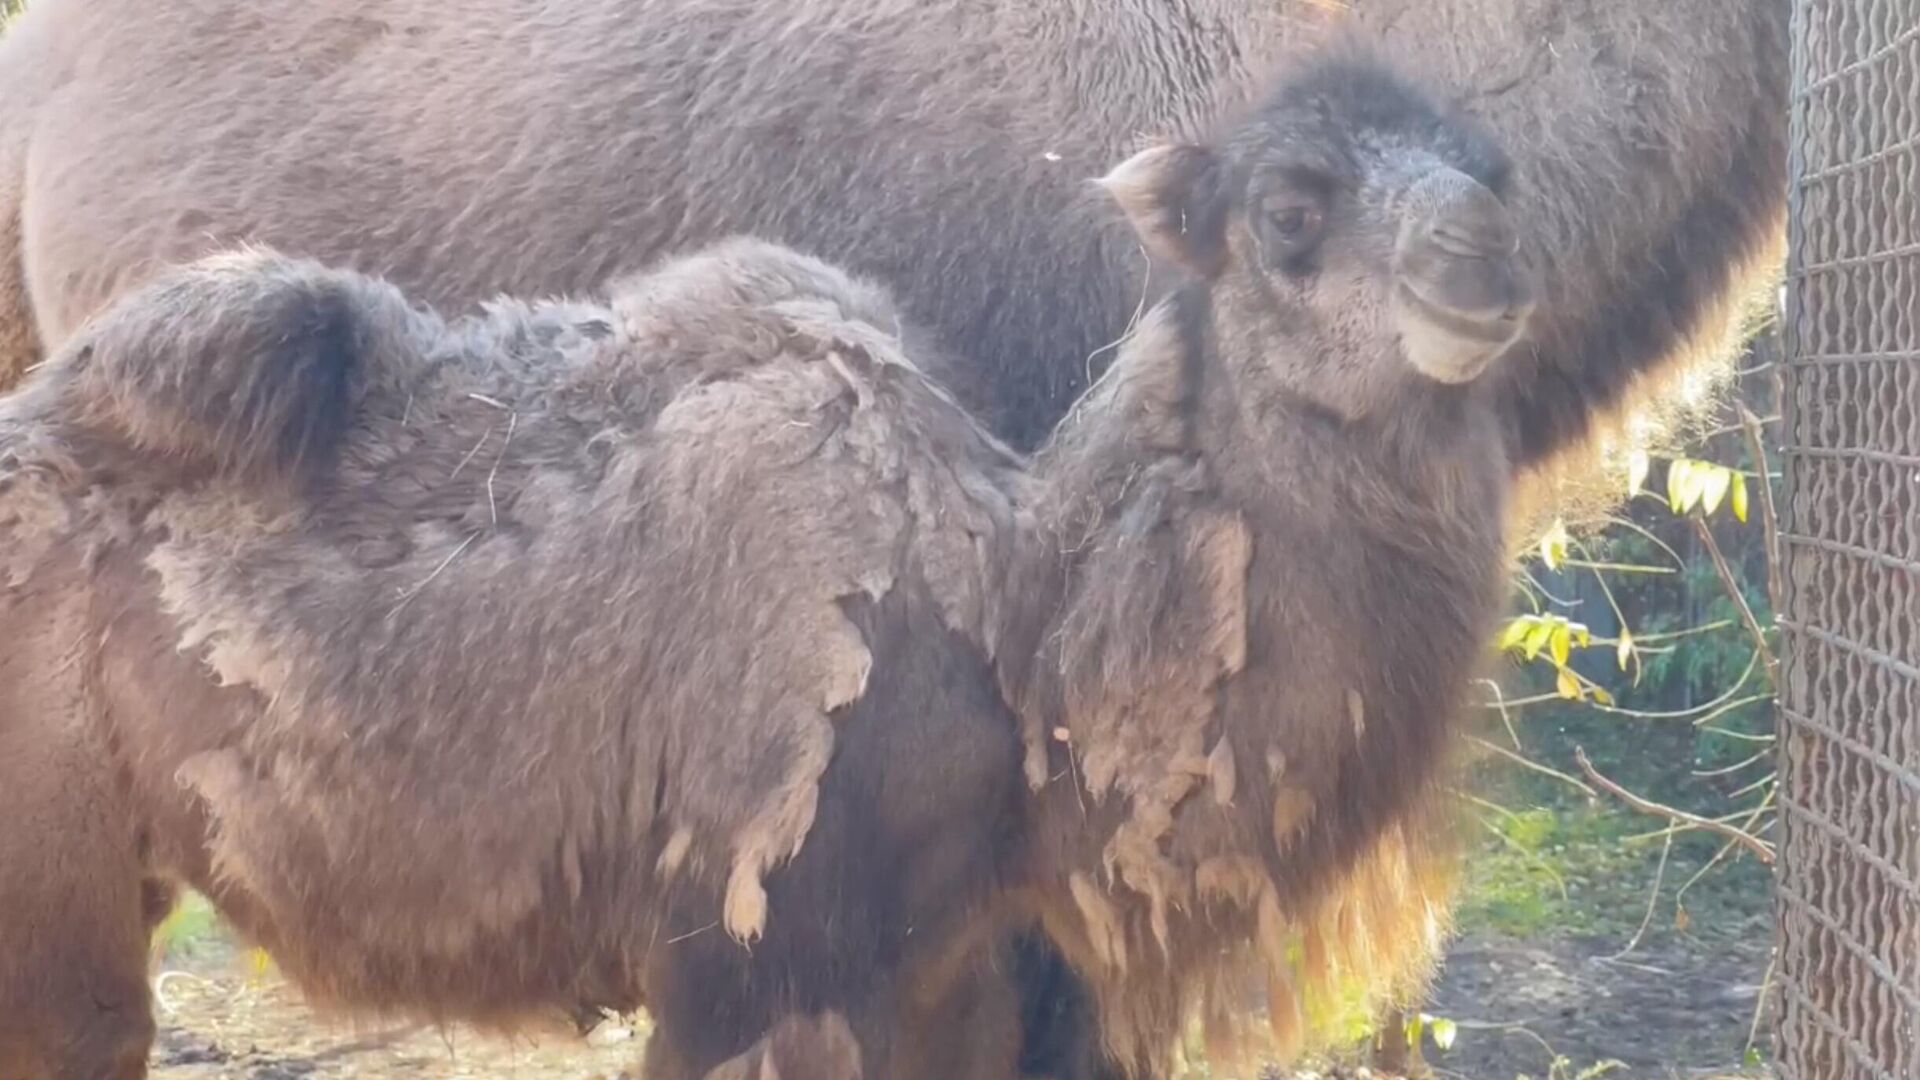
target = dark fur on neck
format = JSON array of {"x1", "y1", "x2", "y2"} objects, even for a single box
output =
[{"x1": 1002, "y1": 278, "x2": 1508, "y2": 1071}]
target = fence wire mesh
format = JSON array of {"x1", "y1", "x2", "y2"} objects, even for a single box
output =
[{"x1": 1778, "y1": 3, "x2": 1920, "y2": 1078}]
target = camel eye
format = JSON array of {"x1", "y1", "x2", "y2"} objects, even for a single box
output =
[
  {"x1": 1271, "y1": 208, "x2": 1311, "y2": 237},
  {"x1": 1261, "y1": 202, "x2": 1325, "y2": 259}
]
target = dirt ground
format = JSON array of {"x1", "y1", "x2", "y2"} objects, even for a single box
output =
[{"x1": 144, "y1": 927, "x2": 1772, "y2": 1080}]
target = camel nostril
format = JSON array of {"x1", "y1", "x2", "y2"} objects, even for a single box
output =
[{"x1": 1429, "y1": 219, "x2": 1519, "y2": 260}]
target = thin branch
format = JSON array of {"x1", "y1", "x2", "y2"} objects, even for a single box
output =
[
  {"x1": 1603, "y1": 830, "x2": 1673, "y2": 961},
  {"x1": 1726, "y1": 770, "x2": 1778, "y2": 801},
  {"x1": 1692, "y1": 746, "x2": 1773, "y2": 778},
  {"x1": 1696, "y1": 411, "x2": 1781, "y2": 440},
  {"x1": 1521, "y1": 565, "x2": 1580, "y2": 608},
  {"x1": 1600, "y1": 514, "x2": 1689, "y2": 570},
  {"x1": 1739, "y1": 403, "x2": 1784, "y2": 616},
  {"x1": 1629, "y1": 619, "x2": 1739, "y2": 643},
  {"x1": 1675, "y1": 788, "x2": 1778, "y2": 905},
  {"x1": 1699, "y1": 725, "x2": 1778, "y2": 743},
  {"x1": 1574, "y1": 747, "x2": 1775, "y2": 864},
  {"x1": 1746, "y1": 953, "x2": 1778, "y2": 1060},
  {"x1": 1623, "y1": 804, "x2": 1776, "y2": 844},
  {"x1": 1691, "y1": 512, "x2": 1778, "y2": 680},
  {"x1": 1557, "y1": 558, "x2": 1677, "y2": 575},
  {"x1": 1476, "y1": 678, "x2": 1525, "y2": 749},
  {"x1": 1470, "y1": 736, "x2": 1597, "y2": 797}
]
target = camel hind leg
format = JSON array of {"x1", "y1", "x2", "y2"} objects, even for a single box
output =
[{"x1": 0, "y1": 700, "x2": 155, "y2": 1079}]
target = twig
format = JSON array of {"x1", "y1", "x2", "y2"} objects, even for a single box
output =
[
  {"x1": 1691, "y1": 512, "x2": 1778, "y2": 680},
  {"x1": 1675, "y1": 788, "x2": 1778, "y2": 905},
  {"x1": 1603, "y1": 830, "x2": 1672, "y2": 960},
  {"x1": 1698, "y1": 725, "x2": 1777, "y2": 744},
  {"x1": 1693, "y1": 746, "x2": 1772, "y2": 778},
  {"x1": 1476, "y1": 678, "x2": 1524, "y2": 749},
  {"x1": 1557, "y1": 559, "x2": 1677, "y2": 575},
  {"x1": 1738, "y1": 404, "x2": 1784, "y2": 615},
  {"x1": 1600, "y1": 514, "x2": 1688, "y2": 570},
  {"x1": 1574, "y1": 747, "x2": 1774, "y2": 864},
  {"x1": 1470, "y1": 735, "x2": 1597, "y2": 797},
  {"x1": 1521, "y1": 565, "x2": 1580, "y2": 608},
  {"x1": 1623, "y1": 805, "x2": 1771, "y2": 844},
  {"x1": 1745, "y1": 952, "x2": 1778, "y2": 1060}
]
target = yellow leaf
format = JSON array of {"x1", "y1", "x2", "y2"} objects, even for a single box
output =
[
  {"x1": 1667, "y1": 459, "x2": 1693, "y2": 514},
  {"x1": 1498, "y1": 617, "x2": 1534, "y2": 653},
  {"x1": 1700, "y1": 465, "x2": 1732, "y2": 515},
  {"x1": 1616, "y1": 627, "x2": 1634, "y2": 671},
  {"x1": 1592, "y1": 686, "x2": 1615, "y2": 706},
  {"x1": 1675, "y1": 905, "x2": 1692, "y2": 934},
  {"x1": 1550, "y1": 624, "x2": 1571, "y2": 667},
  {"x1": 1732, "y1": 473, "x2": 1750, "y2": 523},
  {"x1": 1555, "y1": 668, "x2": 1582, "y2": 700},
  {"x1": 1538, "y1": 520, "x2": 1569, "y2": 571},
  {"x1": 1627, "y1": 449, "x2": 1651, "y2": 498},
  {"x1": 1523, "y1": 619, "x2": 1555, "y2": 661},
  {"x1": 1574, "y1": 622, "x2": 1592, "y2": 648}
]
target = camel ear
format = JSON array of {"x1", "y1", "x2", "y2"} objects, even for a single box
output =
[{"x1": 1097, "y1": 143, "x2": 1230, "y2": 277}]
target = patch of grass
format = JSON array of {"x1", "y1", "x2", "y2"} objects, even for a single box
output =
[
  {"x1": 151, "y1": 890, "x2": 229, "y2": 964},
  {"x1": 1456, "y1": 801, "x2": 1772, "y2": 943}
]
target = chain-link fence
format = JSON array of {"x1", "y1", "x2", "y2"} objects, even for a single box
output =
[{"x1": 1777, "y1": 3, "x2": 1920, "y2": 1078}]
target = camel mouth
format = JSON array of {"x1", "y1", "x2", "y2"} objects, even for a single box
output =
[{"x1": 1393, "y1": 280, "x2": 1528, "y2": 384}]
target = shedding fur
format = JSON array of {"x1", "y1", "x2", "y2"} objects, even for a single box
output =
[
  {"x1": 992, "y1": 50, "x2": 1542, "y2": 1075},
  {"x1": 0, "y1": 2, "x2": 1785, "y2": 1074},
  {"x1": 0, "y1": 238, "x2": 1032, "y2": 1078}
]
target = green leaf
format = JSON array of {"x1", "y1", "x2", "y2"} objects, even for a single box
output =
[
  {"x1": 1627, "y1": 449, "x2": 1651, "y2": 498},
  {"x1": 1550, "y1": 624, "x2": 1571, "y2": 668},
  {"x1": 1555, "y1": 667, "x2": 1582, "y2": 701},
  {"x1": 1745, "y1": 1046, "x2": 1765, "y2": 1068},
  {"x1": 1732, "y1": 472, "x2": 1750, "y2": 523},
  {"x1": 1428, "y1": 1015, "x2": 1459, "y2": 1052},
  {"x1": 1700, "y1": 464, "x2": 1732, "y2": 515},
  {"x1": 1616, "y1": 626, "x2": 1634, "y2": 671}
]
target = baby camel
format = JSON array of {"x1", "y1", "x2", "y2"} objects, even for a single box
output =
[{"x1": 0, "y1": 47, "x2": 1531, "y2": 1080}]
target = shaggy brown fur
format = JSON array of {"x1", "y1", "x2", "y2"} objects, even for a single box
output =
[
  {"x1": 992, "y1": 54, "x2": 1534, "y2": 1073},
  {"x1": 705, "y1": 1013, "x2": 864, "y2": 1080},
  {"x1": 0, "y1": 3, "x2": 1783, "y2": 1074},
  {"x1": 0, "y1": 239, "x2": 1037, "y2": 1080},
  {"x1": 0, "y1": 0, "x2": 1784, "y2": 462},
  {"x1": 0, "y1": 46, "x2": 1542, "y2": 1080}
]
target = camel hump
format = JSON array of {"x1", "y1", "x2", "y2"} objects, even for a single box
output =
[{"x1": 61, "y1": 247, "x2": 414, "y2": 484}]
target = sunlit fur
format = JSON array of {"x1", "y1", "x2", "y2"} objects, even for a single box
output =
[
  {"x1": 0, "y1": 5, "x2": 1786, "y2": 1074},
  {"x1": 998, "y1": 52, "x2": 1539, "y2": 1073}
]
